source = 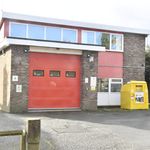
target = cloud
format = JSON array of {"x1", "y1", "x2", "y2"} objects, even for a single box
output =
[{"x1": 1, "y1": 0, "x2": 150, "y2": 29}]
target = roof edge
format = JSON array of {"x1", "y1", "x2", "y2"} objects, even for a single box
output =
[{"x1": 1, "y1": 11, "x2": 150, "y2": 35}]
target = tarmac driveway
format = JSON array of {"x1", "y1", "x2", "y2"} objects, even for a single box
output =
[{"x1": 0, "y1": 109, "x2": 150, "y2": 150}]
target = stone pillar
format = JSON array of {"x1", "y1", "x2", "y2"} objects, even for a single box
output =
[
  {"x1": 123, "y1": 33, "x2": 146, "y2": 83},
  {"x1": 81, "y1": 51, "x2": 98, "y2": 111},
  {"x1": 10, "y1": 45, "x2": 29, "y2": 113}
]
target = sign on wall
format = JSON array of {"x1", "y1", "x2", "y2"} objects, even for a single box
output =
[
  {"x1": 16, "y1": 85, "x2": 22, "y2": 93},
  {"x1": 12, "y1": 75, "x2": 18, "y2": 82},
  {"x1": 90, "y1": 77, "x2": 97, "y2": 91}
]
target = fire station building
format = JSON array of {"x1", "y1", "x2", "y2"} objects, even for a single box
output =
[{"x1": 0, "y1": 12, "x2": 149, "y2": 113}]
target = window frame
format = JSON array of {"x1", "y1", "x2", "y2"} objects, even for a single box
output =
[
  {"x1": 62, "y1": 28, "x2": 78, "y2": 43},
  {"x1": 9, "y1": 22, "x2": 78, "y2": 43},
  {"x1": 65, "y1": 71, "x2": 76, "y2": 78},
  {"x1": 98, "y1": 78, "x2": 123, "y2": 93},
  {"x1": 109, "y1": 33, "x2": 124, "y2": 52},
  {"x1": 45, "y1": 26, "x2": 62, "y2": 41},
  {"x1": 81, "y1": 30, "x2": 95, "y2": 44},
  {"x1": 49, "y1": 70, "x2": 61, "y2": 77},
  {"x1": 33, "y1": 70, "x2": 44, "y2": 77},
  {"x1": 81, "y1": 30, "x2": 124, "y2": 52},
  {"x1": 109, "y1": 78, "x2": 123, "y2": 93},
  {"x1": 9, "y1": 22, "x2": 27, "y2": 38},
  {"x1": 27, "y1": 24, "x2": 45, "y2": 40}
]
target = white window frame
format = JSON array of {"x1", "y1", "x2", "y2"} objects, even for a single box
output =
[
  {"x1": 109, "y1": 33, "x2": 124, "y2": 52},
  {"x1": 62, "y1": 28, "x2": 78, "y2": 43},
  {"x1": 98, "y1": 78, "x2": 123, "y2": 93},
  {"x1": 9, "y1": 22, "x2": 27, "y2": 38},
  {"x1": 27, "y1": 23, "x2": 45, "y2": 40},
  {"x1": 109, "y1": 78, "x2": 123, "y2": 93},
  {"x1": 81, "y1": 30, "x2": 124, "y2": 52},
  {"x1": 81, "y1": 30, "x2": 95, "y2": 44},
  {"x1": 45, "y1": 26, "x2": 62, "y2": 41},
  {"x1": 9, "y1": 22, "x2": 78, "y2": 43}
]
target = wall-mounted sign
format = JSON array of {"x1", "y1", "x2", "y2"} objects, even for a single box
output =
[
  {"x1": 90, "y1": 77, "x2": 97, "y2": 87},
  {"x1": 91, "y1": 86, "x2": 96, "y2": 91},
  {"x1": 12, "y1": 75, "x2": 18, "y2": 82},
  {"x1": 135, "y1": 92, "x2": 144, "y2": 103},
  {"x1": 85, "y1": 77, "x2": 89, "y2": 83},
  {"x1": 16, "y1": 85, "x2": 22, "y2": 93},
  {"x1": 89, "y1": 56, "x2": 94, "y2": 62}
]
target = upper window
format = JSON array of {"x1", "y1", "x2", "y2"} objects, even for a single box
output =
[
  {"x1": 10, "y1": 23, "x2": 26, "y2": 38},
  {"x1": 82, "y1": 30, "x2": 123, "y2": 51},
  {"x1": 28, "y1": 24, "x2": 45, "y2": 40},
  {"x1": 9, "y1": 22, "x2": 77, "y2": 43},
  {"x1": 46, "y1": 27, "x2": 61, "y2": 41},
  {"x1": 63, "y1": 29, "x2": 77, "y2": 43},
  {"x1": 82, "y1": 31, "x2": 94, "y2": 44},
  {"x1": 111, "y1": 34, "x2": 122, "y2": 51}
]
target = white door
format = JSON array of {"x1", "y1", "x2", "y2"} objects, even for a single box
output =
[{"x1": 97, "y1": 78, "x2": 123, "y2": 106}]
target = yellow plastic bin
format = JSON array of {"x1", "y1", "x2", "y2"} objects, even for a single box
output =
[{"x1": 121, "y1": 81, "x2": 149, "y2": 110}]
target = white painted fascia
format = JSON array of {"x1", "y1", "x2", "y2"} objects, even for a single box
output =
[{"x1": 0, "y1": 38, "x2": 106, "y2": 52}]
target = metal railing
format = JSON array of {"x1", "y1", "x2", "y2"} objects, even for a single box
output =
[{"x1": 0, "y1": 119, "x2": 40, "y2": 150}]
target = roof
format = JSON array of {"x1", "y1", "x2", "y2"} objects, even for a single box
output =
[{"x1": 1, "y1": 11, "x2": 150, "y2": 35}]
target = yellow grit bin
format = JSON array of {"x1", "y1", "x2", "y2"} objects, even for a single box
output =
[{"x1": 121, "y1": 81, "x2": 149, "y2": 110}]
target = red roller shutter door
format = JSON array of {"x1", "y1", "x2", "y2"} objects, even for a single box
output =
[{"x1": 28, "y1": 52, "x2": 81, "y2": 109}]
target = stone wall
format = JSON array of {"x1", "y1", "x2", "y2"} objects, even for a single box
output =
[
  {"x1": 81, "y1": 51, "x2": 98, "y2": 111},
  {"x1": 10, "y1": 45, "x2": 29, "y2": 113},
  {"x1": 123, "y1": 33, "x2": 146, "y2": 83}
]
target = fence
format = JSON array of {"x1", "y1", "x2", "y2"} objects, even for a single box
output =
[{"x1": 0, "y1": 119, "x2": 40, "y2": 150}]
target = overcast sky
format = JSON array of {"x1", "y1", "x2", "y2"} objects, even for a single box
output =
[
  {"x1": 1, "y1": 0, "x2": 150, "y2": 28},
  {"x1": 1, "y1": 0, "x2": 150, "y2": 44}
]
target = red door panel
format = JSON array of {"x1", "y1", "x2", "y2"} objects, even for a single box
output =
[
  {"x1": 28, "y1": 52, "x2": 81, "y2": 109},
  {"x1": 98, "y1": 52, "x2": 123, "y2": 78}
]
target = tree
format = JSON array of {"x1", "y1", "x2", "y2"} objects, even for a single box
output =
[{"x1": 145, "y1": 46, "x2": 150, "y2": 102}]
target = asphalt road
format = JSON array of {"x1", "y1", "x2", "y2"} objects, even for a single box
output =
[{"x1": 0, "y1": 109, "x2": 150, "y2": 150}]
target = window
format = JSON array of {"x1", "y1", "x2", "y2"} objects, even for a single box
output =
[
  {"x1": 66, "y1": 71, "x2": 76, "y2": 78},
  {"x1": 111, "y1": 84, "x2": 122, "y2": 92},
  {"x1": 50, "y1": 70, "x2": 60, "y2": 77},
  {"x1": 10, "y1": 23, "x2": 26, "y2": 38},
  {"x1": 28, "y1": 24, "x2": 45, "y2": 39},
  {"x1": 101, "y1": 33, "x2": 110, "y2": 49},
  {"x1": 96, "y1": 32, "x2": 102, "y2": 45},
  {"x1": 9, "y1": 22, "x2": 78, "y2": 43},
  {"x1": 63, "y1": 29, "x2": 77, "y2": 43},
  {"x1": 46, "y1": 27, "x2": 61, "y2": 41},
  {"x1": 33, "y1": 70, "x2": 44, "y2": 76},
  {"x1": 82, "y1": 31, "x2": 110, "y2": 48},
  {"x1": 98, "y1": 78, "x2": 122, "y2": 92},
  {"x1": 110, "y1": 78, "x2": 122, "y2": 92},
  {"x1": 82, "y1": 31, "x2": 94, "y2": 44},
  {"x1": 111, "y1": 34, "x2": 122, "y2": 50},
  {"x1": 97, "y1": 78, "x2": 109, "y2": 92},
  {"x1": 82, "y1": 30, "x2": 123, "y2": 51}
]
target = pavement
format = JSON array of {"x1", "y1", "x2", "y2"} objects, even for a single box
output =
[{"x1": 0, "y1": 109, "x2": 150, "y2": 150}]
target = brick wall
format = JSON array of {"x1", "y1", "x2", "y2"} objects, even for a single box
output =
[
  {"x1": 10, "y1": 45, "x2": 29, "y2": 113},
  {"x1": 81, "y1": 51, "x2": 98, "y2": 111},
  {"x1": 123, "y1": 33, "x2": 146, "y2": 83}
]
